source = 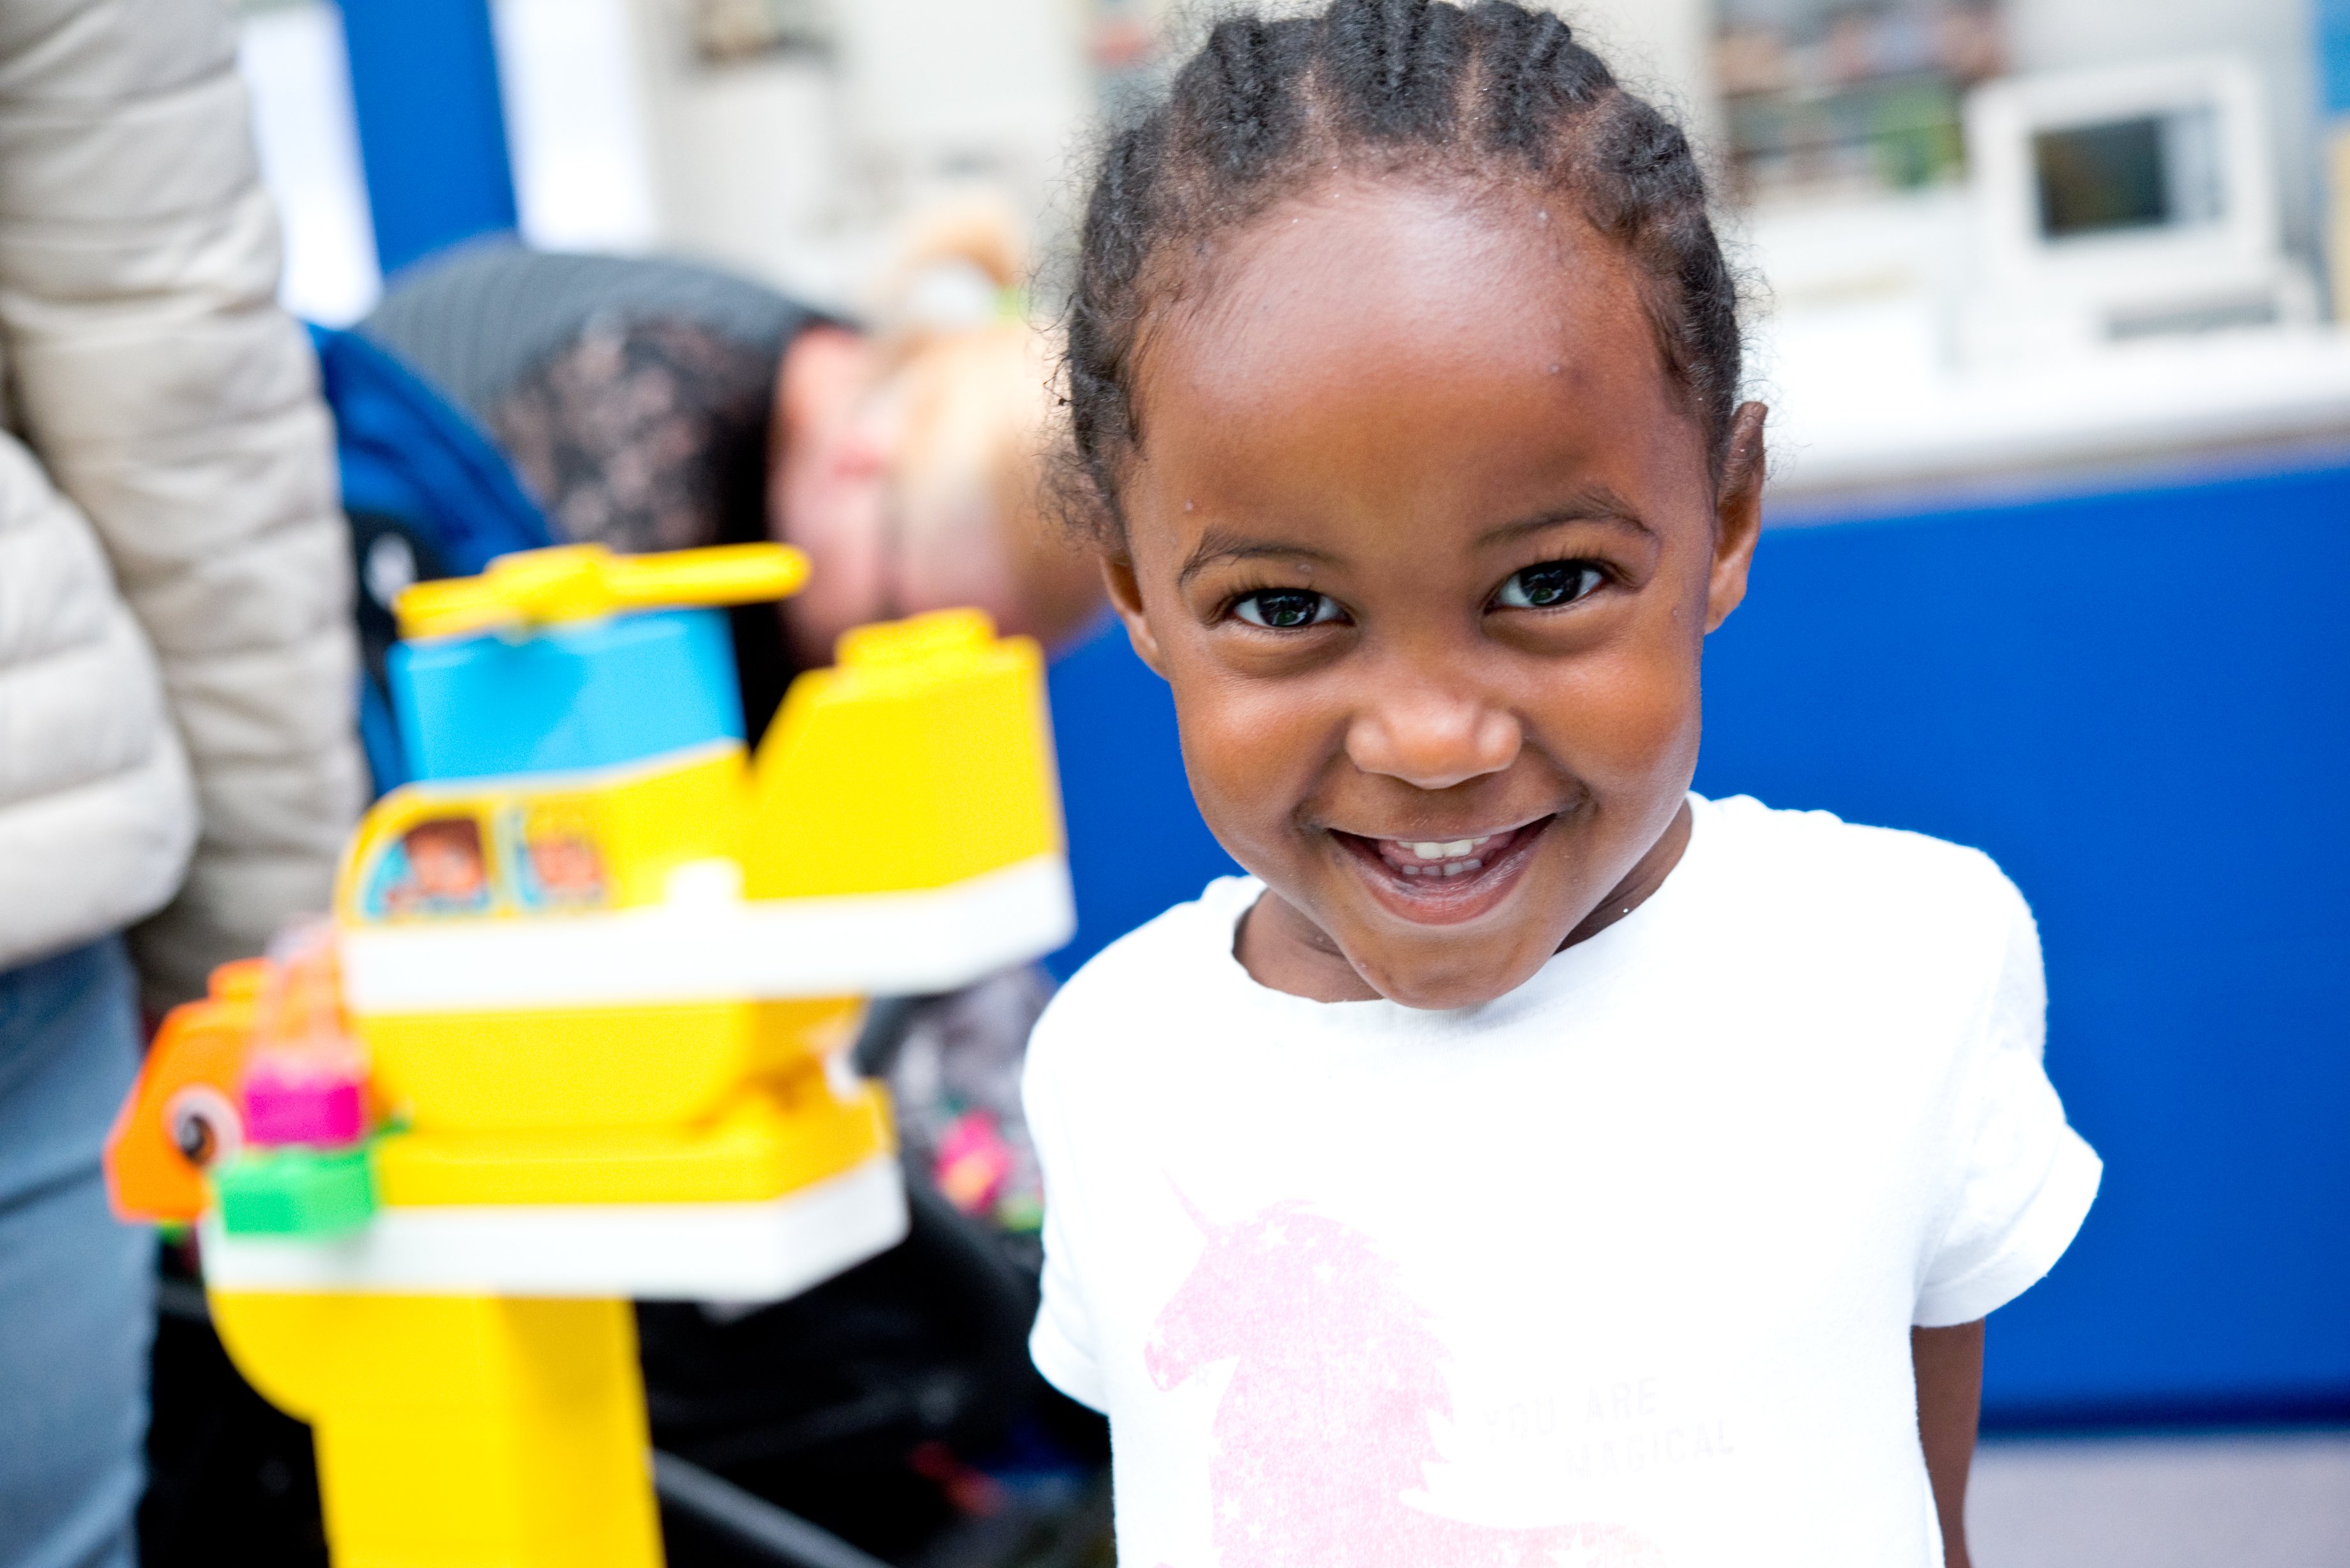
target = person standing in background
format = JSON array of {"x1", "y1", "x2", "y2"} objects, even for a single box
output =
[{"x1": 0, "y1": 3, "x2": 362, "y2": 1565}]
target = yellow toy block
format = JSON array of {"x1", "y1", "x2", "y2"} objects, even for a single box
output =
[
  {"x1": 374, "y1": 1076, "x2": 892, "y2": 1207},
  {"x1": 360, "y1": 995, "x2": 859, "y2": 1135},
  {"x1": 748, "y1": 609, "x2": 1063, "y2": 900},
  {"x1": 210, "y1": 1291, "x2": 662, "y2": 1568},
  {"x1": 340, "y1": 744, "x2": 748, "y2": 924}
]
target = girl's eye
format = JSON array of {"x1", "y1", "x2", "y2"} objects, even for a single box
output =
[
  {"x1": 1493, "y1": 561, "x2": 1604, "y2": 610},
  {"x1": 1232, "y1": 589, "x2": 1344, "y2": 629}
]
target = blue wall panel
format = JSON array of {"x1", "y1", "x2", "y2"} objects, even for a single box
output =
[
  {"x1": 1045, "y1": 619, "x2": 1239, "y2": 976},
  {"x1": 1042, "y1": 456, "x2": 2350, "y2": 1424},
  {"x1": 336, "y1": 0, "x2": 518, "y2": 276},
  {"x1": 1701, "y1": 460, "x2": 2350, "y2": 1424}
]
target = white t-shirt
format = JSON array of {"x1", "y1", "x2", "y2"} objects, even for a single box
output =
[{"x1": 1024, "y1": 794, "x2": 2100, "y2": 1568}]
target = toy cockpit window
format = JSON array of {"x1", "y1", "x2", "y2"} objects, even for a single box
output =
[
  {"x1": 363, "y1": 815, "x2": 496, "y2": 919},
  {"x1": 506, "y1": 803, "x2": 610, "y2": 910}
]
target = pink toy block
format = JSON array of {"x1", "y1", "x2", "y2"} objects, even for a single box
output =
[
  {"x1": 933, "y1": 1110, "x2": 1012, "y2": 1216},
  {"x1": 243, "y1": 1071, "x2": 367, "y2": 1148}
]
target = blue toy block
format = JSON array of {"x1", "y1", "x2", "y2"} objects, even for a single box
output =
[{"x1": 391, "y1": 608, "x2": 743, "y2": 781}]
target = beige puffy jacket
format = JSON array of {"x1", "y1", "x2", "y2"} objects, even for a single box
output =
[{"x1": 0, "y1": 0, "x2": 361, "y2": 1006}]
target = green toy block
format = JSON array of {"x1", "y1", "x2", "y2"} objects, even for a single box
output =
[
  {"x1": 213, "y1": 1145, "x2": 378, "y2": 1239},
  {"x1": 994, "y1": 1193, "x2": 1044, "y2": 1234}
]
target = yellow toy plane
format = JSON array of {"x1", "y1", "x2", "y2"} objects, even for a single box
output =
[{"x1": 107, "y1": 542, "x2": 1072, "y2": 1568}]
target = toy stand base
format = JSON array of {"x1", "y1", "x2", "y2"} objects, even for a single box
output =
[
  {"x1": 209, "y1": 1292, "x2": 662, "y2": 1568},
  {"x1": 200, "y1": 1159, "x2": 913, "y2": 1565}
]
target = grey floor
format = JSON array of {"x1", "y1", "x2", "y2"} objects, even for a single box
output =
[{"x1": 1968, "y1": 1431, "x2": 2350, "y2": 1568}]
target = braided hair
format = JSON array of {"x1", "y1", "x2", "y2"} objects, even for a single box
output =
[{"x1": 1061, "y1": 0, "x2": 1743, "y2": 547}]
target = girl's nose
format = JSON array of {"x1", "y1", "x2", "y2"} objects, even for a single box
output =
[{"x1": 1344, "y1": 687, "x2": 1522, "y2": 791}]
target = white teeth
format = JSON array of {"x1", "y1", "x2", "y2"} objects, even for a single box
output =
[
  {"x1": 1382, "y1": 831, "x2": 1503, "y2": 882},
  {"x1": 1397, "y1": 856, "x2": 1484, "y2": 877},
  {"x1": 1395, "y1": 834, "x2": 1497, "y2": 861}
]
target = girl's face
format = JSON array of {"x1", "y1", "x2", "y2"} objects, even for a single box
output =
[{"x1": 1105, "y1": 181, "x2": 1766, "y2": 1009}]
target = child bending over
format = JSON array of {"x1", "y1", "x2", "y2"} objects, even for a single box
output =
[{"x1": 1022, "y1": 4, "x2": 2100, "y2": 1564}]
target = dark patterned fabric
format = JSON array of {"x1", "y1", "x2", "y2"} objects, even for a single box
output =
[
  {"x1": 489, "y1": 314, "x2": 778, "y2": 557},
  {"x1": 361, "y1": 241, "x2": 808, "y2": 432}
]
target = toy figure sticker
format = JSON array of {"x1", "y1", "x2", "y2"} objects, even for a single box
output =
[
  {"x1": 365, "y1": 815, "x2": 494, "y2": 919},
  {"x1": 358, "y1": 799, "x2": 613, "y2": 921},
  {"x1": 506, "y1": 801, "x2": 610, "y2": 910}
]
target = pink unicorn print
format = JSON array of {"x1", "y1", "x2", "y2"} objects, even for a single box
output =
[{"x1": 1146, "y1": 1200, "x2": 1662, "y2": 1568}]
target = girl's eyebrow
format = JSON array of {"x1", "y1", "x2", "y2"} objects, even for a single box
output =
[
  {"x1": 1476, "y1": 488, "x2": 1652, "y2": 548},
  {"x1": 1177, "y1": 531, "x2": 1342, "y2": 585},
  {"x1": 1177, "y1": 488, "x2": 1649, "y2": 584}
]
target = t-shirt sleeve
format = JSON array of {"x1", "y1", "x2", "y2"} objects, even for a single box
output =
[
  {"x1": 1914, "y1": 875, "x2": 2103, "y2": 1328},
  {"x1": 1022, "y1": 1015, "x2": 1108, "y2": 1412}
]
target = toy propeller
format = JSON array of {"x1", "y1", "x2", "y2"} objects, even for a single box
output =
[{"x1": 395, "y1": 542, "x2": 810, "y2": 640}]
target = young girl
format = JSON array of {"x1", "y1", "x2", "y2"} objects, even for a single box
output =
[{"x1": 1023, "y1": 4, "x2": 2100, "y2": 1565}]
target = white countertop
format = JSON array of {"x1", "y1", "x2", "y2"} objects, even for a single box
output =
[{"x1": 1761, "y1": 319, "x2": 2350, "y2": 499}]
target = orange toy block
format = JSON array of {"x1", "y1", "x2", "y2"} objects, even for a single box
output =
[{"x1": 105, "y1": 958, "x2": 271, "y2": 1223}]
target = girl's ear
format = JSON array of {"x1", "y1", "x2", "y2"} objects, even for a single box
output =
[
  {"x1": 1704, "y1": 402, "x2": 1768, "y2": 635},
  {"x1": 1101, "y1": 551, "x2": 1171, "y2": 679}
]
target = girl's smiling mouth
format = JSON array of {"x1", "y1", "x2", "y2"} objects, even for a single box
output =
[{"x1": 1327, "y1": 816, "x2": 1557, "y2": 923}]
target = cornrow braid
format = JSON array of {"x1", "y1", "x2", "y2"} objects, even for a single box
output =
[{"x1": 1061, "y1": 0, "x2": 1743, "y2": 547}]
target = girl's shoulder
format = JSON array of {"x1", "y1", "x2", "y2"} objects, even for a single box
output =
[
  {"x1": 1027, "y1": 874, "x2": 1262, "y2": 1053},
  {"x1": 1703, "y1": 792, "x2": 2023, "y2": 903},
  {"x1": 1694, "y1": 793, "x2": 2036, "y2": 980},
  {"x1": 1049, "y1": 875, "x2": 1262, "y2": 998}
]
